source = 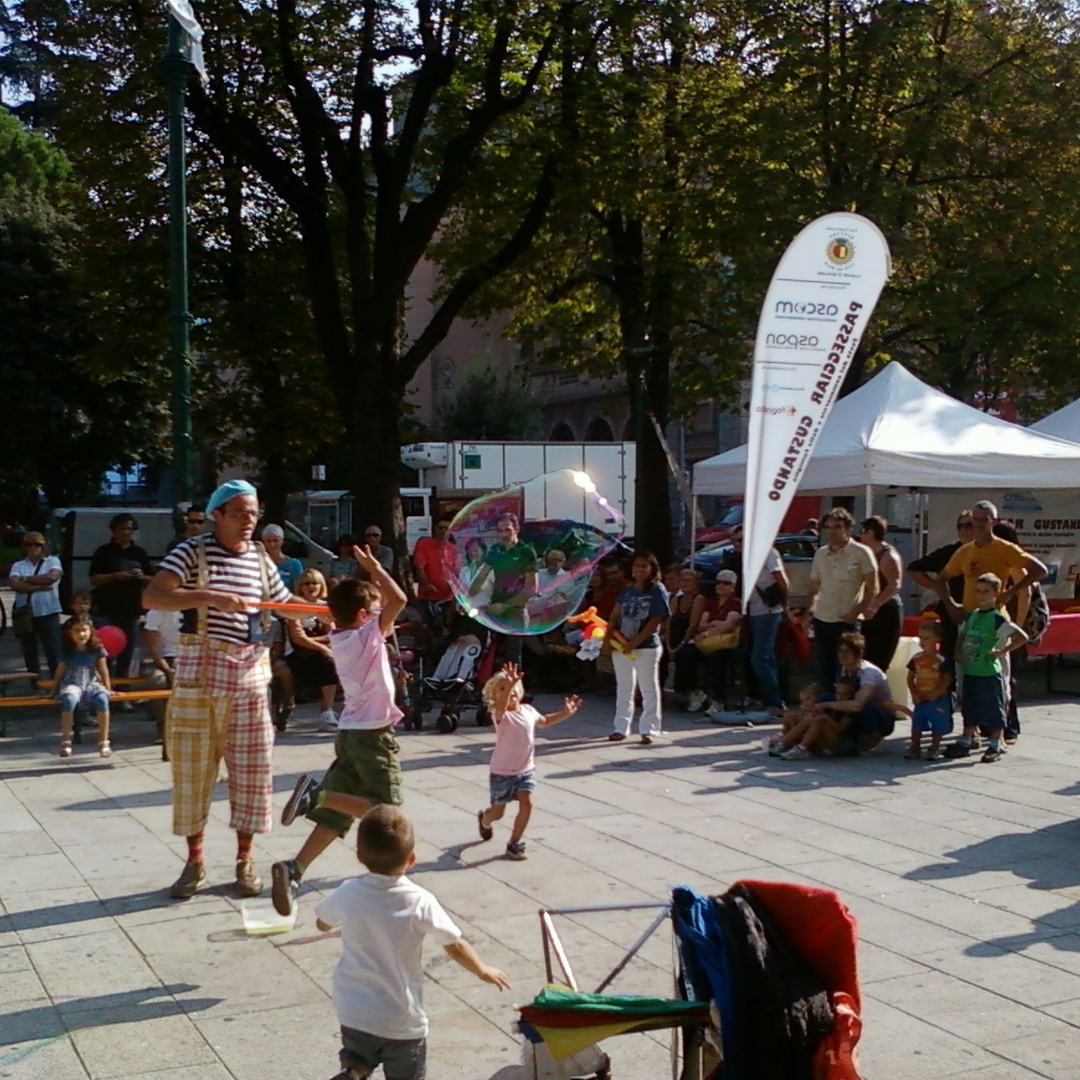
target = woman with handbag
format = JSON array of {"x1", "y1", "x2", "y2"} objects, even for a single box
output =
[
  {"x1": 605, "y1": 552, "x2": 670, "y2": 745},
  {"x1": 729, "y1": 526, "x2": 789, "y2": 713},
  {"x1": 9, "y1": 531, "x2": 64, "y2": 677},
  {"x1": 666, "y1": 568, "x2": 708, "y2": 709},
  {"x1": 673, "y1": 570, "x2": 743, "y2": 713}
]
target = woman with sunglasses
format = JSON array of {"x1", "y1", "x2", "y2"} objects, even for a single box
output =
[{"x1": 9, "y1": 531, "x2": 63, "y2": 677}]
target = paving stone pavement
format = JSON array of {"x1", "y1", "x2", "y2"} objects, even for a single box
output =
[{"x1": 5, "y1": 626, "x2": 1080, "y2": 1078}]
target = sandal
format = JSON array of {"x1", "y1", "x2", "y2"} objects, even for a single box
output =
[
  {"x1": 904, "y1": 746, "x2": 921, "y2": 760},
  {"x1": 99, "y1": 741, "x2": 112, "y2": 758},
  {"x1": 59, "y1": 740, "x2": 72, "y2": 758}
]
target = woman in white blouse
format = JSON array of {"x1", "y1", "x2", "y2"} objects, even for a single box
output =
[{"x1": 9, "y1": 531, "x2": 63, "y2": 676}]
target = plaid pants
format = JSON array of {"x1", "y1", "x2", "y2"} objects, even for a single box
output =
[{"x1": 166, "y1": 635, "x2": 274, "y2": 837}]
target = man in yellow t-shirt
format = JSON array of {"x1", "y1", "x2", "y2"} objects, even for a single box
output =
[{"x1": 934, "y1": 500, "x2": 1046, "y2": 617}]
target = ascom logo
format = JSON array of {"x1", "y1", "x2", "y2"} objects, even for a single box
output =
[
  {"x1": 775, "y1": 301, "x2": 840, "y2": 317},
  {"x1": 765, "y1": 333, "x2": 819, "y2": 349}
]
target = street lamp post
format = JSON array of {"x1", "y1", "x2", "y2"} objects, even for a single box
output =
[{"x1": 163, "y1": 14, "x2": 193, "y2": 503}]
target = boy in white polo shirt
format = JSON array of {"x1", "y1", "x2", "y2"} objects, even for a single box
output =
[
  {"x1": 271, "y1": 545, "x2": 408, "y2": 916},
  {"x1": 315, "y1": 805, "x2": 509, "y2": 1080}
]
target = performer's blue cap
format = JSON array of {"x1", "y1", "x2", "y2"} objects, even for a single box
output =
[{"x1": 206, "y1": 479, "x2": 258, "y2": 514}]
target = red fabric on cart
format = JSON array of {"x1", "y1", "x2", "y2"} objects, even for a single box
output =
[
  {"x1": 735, "y1": 879, "x2": 859, "y2": 1011},
  {"x1": 736, "y1": 879, "x2": 863, "y2": 1080}
]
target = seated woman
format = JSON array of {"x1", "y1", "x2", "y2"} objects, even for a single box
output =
[
  {"x1": 672, "y1": 569, "x2": 742, "y2": 713},
  {"x1": 820, "y1": 631, "x2": 899, "y2": 755},
  {"x1": 280, "y1": 569, "x2": 339, "y2": 731},
  {"x1": 666, "y1": 568, "x2": 706, "y2": 708},
  {"x1": 328, "y1": 535, "x2": 358, "y2": 586}
]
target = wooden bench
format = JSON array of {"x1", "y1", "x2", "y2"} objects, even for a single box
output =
[{"x1": 0, "y1": 686, "x2": 172, "y2": 758}]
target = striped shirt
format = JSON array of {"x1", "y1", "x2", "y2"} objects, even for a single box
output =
[{"x1": 160, "y1": 536, "x2": 291, "y2": 645}]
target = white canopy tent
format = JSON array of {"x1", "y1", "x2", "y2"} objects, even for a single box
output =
[
  {"x1": 694, "y1": 361, "x2": 1080, "y2": 496},
  {"x1": 1030, "y1": 399, "x2": 1080, "y2": 443}
]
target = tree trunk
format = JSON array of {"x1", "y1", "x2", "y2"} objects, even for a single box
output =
[
  {"x1": 260, "y1": 451, "x2": 289, "y2": 526},
  {"x1": 635, "y1": 407, "x2": 675, "y2": 565},
  {"x1": 347, "y1": 363, "x2": 412, "y2": 585}
]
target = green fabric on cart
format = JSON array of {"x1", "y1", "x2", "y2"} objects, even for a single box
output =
[{"x1": 527, "y1": 985, "x2": 710, "y2": 1016}]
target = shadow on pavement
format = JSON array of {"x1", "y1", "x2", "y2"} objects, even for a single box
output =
[
  {"x1": 56, "y1": 770, "x2": 315, "y2": 811},
  {"x1": 0, "y1": 763, "x2": 102, "y2": 780},
  {"x1": 903, "y1": 820, "x2": 1080, "y2": 956},
  {"x1": 1, "y1": 984, "x2": 223, "y2": 1048},
  {"x1": 8, "y1": 888, "x2": 174, "y2": 930}
]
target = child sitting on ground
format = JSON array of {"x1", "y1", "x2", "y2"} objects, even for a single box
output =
[
  {"x1": 271, "y1": 544, "x2": 409, "y2": 917},
  {"x1": 54, "y1": 616, "x2": 112, "y2": 758},
  {"x1": 314, "y1": 805, "x2": 510, "y2": 1080},
  {"x1": 777, "y1": 678, "x2": 860, "y2": 759},
  {"x1": 766, "y1": 683, "x2": 824, "y2": 756},
  {"x1": 776, "y1": 679, "x2": 911, "y2": 760},
  {"x1": 476, "y1": 662, "x2": 581, "y2": 860},
  {"x1": 944, "y1": 573, "x2": 1028, "y2": 763},
  {"x1": 905, "y1": 619, "x2": 954, "y2": 761}
]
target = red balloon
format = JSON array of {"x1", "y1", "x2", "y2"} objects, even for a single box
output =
[{"x1": 97, "y1": 625, "x2": 128, "y2": 658}]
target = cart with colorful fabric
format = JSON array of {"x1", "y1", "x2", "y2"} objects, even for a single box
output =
[{"x1": 518, "y1": 881, "x2": 863, "y2": 1080}]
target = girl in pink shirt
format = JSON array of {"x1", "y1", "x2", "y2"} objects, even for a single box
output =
[{"x1": 476, "y1": 662, "x2": 580, "y2": 860}]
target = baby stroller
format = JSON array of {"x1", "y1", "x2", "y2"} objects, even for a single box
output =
[
  {"x1": 404, "y1": 629, "x2": 498, "y2": 733},
  {"x1": 390, "y1": 604, "x2": 431, "y2": 729}
]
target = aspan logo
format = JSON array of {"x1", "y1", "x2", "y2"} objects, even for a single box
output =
[
  {"x1": 765, "y1": 332, "x2": 820, "y2": 349},
  {"x1": 774, "y1": 300, "x2": 839, "y2": 317},
  {"x1": 756, "y1": 405, "x2": 797, "y2": 416},
  {"x1": 826, "y1": 234, "x2": 856, "y2": 266}
]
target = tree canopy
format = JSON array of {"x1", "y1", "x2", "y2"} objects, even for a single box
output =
[
  {"x1": 0, "y1": 106, "x2": 166, "y2": 518},
  {"x1": 5, "y1": 0, "x2": 1080, "y2": 544}
]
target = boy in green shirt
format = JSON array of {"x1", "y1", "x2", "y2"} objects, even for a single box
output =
[{"x1": 944, "y1": 573, "x2": 1027, "y2": 763}]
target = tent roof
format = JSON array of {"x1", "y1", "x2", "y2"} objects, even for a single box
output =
[
  {"x1": 694, "y1": 361, "x2": 1080, "y2": 495},
  {"x1": 1030, "y1": 398, "x2": 1080, "y2": 443}
]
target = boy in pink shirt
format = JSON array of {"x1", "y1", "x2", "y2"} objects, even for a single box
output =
[
  {"x1": 476, "y1": 662, "x2": 580, "y2": 860},
  {"x1": 271, "y1": 545, "x2": 408, "y2": 916}
]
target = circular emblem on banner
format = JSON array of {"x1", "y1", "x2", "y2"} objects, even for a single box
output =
[{"x1": 826, "y1": 235, "x2": 855, "y2": 266}]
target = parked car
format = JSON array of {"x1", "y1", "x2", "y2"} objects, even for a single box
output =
[
  {"x1": 693, "y1": 502, "x2": 743, "y2": 548},
  {"x1": 685, "y1": 533, "x2": 817, "y2": 609}
]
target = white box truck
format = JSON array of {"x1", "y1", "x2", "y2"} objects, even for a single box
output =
[{"x1": 399, "y1": 441, "x2": 636, "y2": 547}]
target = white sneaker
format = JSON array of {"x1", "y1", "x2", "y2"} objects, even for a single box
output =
[
  {"x1": 686, "y1": 690, "x2": 707, "y2": 713},
  {"x1": 319, "y1": 709, "x2": 339, "y2": 731},
  {"x1": 780, "y1": 744, "x2": 810, "y2": 761}
]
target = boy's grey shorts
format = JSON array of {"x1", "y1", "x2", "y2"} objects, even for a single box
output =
[{"x1": 340, "y1": 1025, "x2": 426, "y2": 1080}]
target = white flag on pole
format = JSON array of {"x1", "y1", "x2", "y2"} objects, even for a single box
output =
[
  {"x1": 166, "y1": 0, "x2": 206, "y2": 83},
  {"x1": 742, "y1": 212, "x2": 891, "y2": 594}
]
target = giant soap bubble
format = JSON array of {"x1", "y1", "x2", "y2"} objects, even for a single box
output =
[{"x1": 448, "y1": 469, "x2": 624, "y2": 635}]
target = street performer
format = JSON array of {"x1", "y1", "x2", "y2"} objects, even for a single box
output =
[{"x1": 144, "y1": 479, "x2": 306, "y2": 900}]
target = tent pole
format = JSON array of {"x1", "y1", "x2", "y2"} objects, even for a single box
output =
[{"x1": 864, "y1": 482, "x2": 873, "y2": 519}]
